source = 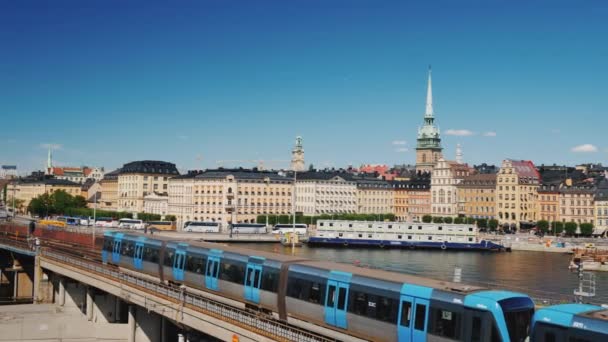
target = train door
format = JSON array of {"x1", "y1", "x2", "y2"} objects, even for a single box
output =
[
  {"x1": 324, "y1": 271, "x2": 352, "y2": 329},
  {"x1": 172, "y1": 243, "x2": 187, "y2": 281},
  {"x1": 134, "y1": 241, "x2": 144, "y2": 270},
  {"x1": 244, "y1": 256, "x2": 264, "y2": 303},
  {"x1": 112, "y1": 233, "x2": 124, "y2": 263},
  {"x1": 398, "y1": 284, "x2": 431, "y2": 342},
  {"x1": 205, "y1": 249, "x2": 222, "y2": 291}
]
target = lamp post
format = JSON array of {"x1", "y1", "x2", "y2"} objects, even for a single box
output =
[{"x1": 292, "y1": 171, "x2": 297, "y2": 250}]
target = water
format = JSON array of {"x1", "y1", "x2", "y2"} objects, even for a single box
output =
[{"x1": 235, "y1": 243, "x2": 608, "y2": 305}]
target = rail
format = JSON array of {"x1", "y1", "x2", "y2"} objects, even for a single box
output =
[{"x1": 40, "y1": 249, "x2": 336, "y2": 342}]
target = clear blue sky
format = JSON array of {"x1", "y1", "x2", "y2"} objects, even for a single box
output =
[{"x1": 1, "y1": 1, "x2": 607, "y2": 174}]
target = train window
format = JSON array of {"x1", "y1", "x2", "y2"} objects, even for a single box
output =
[
  {"x1": 252, "y1": 269, "x2": 261, "y2": 288},
  {"x1": 348, "y1": 290, "x2": 398, "y2": 323},
  {"x1": 429, "y1": 307, "x2": 462, "y2": 339},
  {"x1": 545, "y1": 332, "x2": 556, "y2": 342},
  {"x1": 219, "y1": 260, "x2": 246, "y2": 284},
  {"x1": 327, "y1": 285, "x2": 336, "y2": 307},
  {"x1": 121, "y1": 240, "x2": 135, "y2": 257},
  {"x1": 103, "y1": 238, "x2": 113, "y2": 251},
  {"x1": 350, "y1": 291, "x2": 368, "y2": 316},
  {"x1": 400, "y1": 301, "x2": 411, "y2": 327},
  {"x1": 186, "y1": 255, "x2": 206, "y2": 274},
  {"x1": 286, "y1": 274, "x2": 326, "y2": 305},
  {"x1": 491, "y1": 320, "x2": 501, "y2": 342},
  {"x1": 471, "y1": 316, "x2": 482, "y2": 342},
  {"x1": 164, "y1": 250, "x2": 174, "y2": 267},
  {"x1": 337, "y1": 287, "x2": 347, "y2": 310},
  {"x1": 260, "y1": 268, "x2": 280, "y2": 292},
  {"x1": 309, "y1": 282, "x2": 323, "y2": 304},
  {"x1": 414, "y1": 304, "x2": 426, "y2": 331},
  {"x1": 142, "y1": 247, "x2": 159, "y2": 263}
]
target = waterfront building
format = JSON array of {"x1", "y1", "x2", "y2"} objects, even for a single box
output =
[
  {"x1": 496, "y1": 159, "x2": 540, "y2": 230},
  {"x1": 559, "y1": 180, "x2": 595, "y2": 226},
  {"x1": 290, "y1": 136, "x2": 305, "y2": 172},
  {"x1": 537, "y1": 183, "x2": 560, "y2": 223},
  {"x1": 117, "y1": 161, "x2": 179, "y2": 213},
  {"x1": 81, "y1": 179, "x2": 101, "y2": 203},
  {"x1": 8, "y1": 178, "x2": 81, "y2": 210},
  {"x1": 143, "y1": 192, "x2": 169, "y2": 217},
  {"x1": 392, "y1": 177, "x2": 431, "y2": 222},
  {"x1": 457, "y1": 173, "x2": 496, "y2": 219},
  {"x1": 595, "y1": 179, "x2": 608, "y2": 235},
  {"x1": 415, "y1": 68, "x2": 443, "y2": 173},
  {"x1": 294, "y1": 171, "x2": 357, "y2": 215},
  {"x1": 168, "y1": 169, "x2": 293, "y2": 229},
  {"x1": 431, "y1": 158, "x2": 473, "y2": 217},
  {"x1": 99, "y1": 169, "x2": 120, "y2": 211},
  {"x1": 355, "y1": 178, "x2": 393, "y2": 215}
]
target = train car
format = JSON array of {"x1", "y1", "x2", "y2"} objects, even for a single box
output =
[
  {"x1": 101, "y1": 231, "x2": 535, "y2": 342},
  {"x1": 531, "y1": 304, "x2": 608, "y2": 341},
  {"x1": 230, "y1": 223, "x2": 266, "y2": 234}
]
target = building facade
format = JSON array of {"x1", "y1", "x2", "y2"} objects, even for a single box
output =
[
  {"x1": 559, "y1": 182, "x2": 595, "y2": 226},
  {"x1": 168, "y1": 169, "x2": 293, "y2": 230},
  {"x1": 457, "y1": 173, "x2": 496, "y2": 219},
  {"x1": 117, "y1": 161, "x2": 179, "y2": 213},
  {"x1": 99, "y1": 169, "x2": 119, "y2": 211},
  {"x1": 496, "y1": 159, "x2": 540, "y2": 230},
  {"x1": 355, "y1": 179, "x2": 393, "y2": 214},
  {"x1": 143, "y1": 192, "x2": 169, "y2": 217},
  {"x1": 294, "y1": 171, "x2": 357, "y2": 215},
  {"x1": 595, "y1": 179, "x2": 608, "y2": 235},
  {"x1": 392, "y1": 178, "x2": 431, "y2": 222},
  {"x1": 415, "y1": 68, "x2": 443, "y2": 173},
  {"x1": 290, "y1": 136, "x2": 305, "y2": 172},
  {"x1": 8, "y1": 178, "x2": 82, "y2": 211},
  {"x1": 537, "y1": 183, "x2": 560, "y2": 223},
  {"x1": 431, "y1": 159, "x2": 473, "y2": 217}
]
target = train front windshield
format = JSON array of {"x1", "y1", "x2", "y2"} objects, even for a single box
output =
[{"x1": 499, "y1": 297, "x2": 535, "y2": 342}]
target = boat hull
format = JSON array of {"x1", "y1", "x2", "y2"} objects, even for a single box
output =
[{"x1": 306, "y1": 237, "x2": 504, "y2": 251}]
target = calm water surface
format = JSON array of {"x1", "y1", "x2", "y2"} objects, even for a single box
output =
[{"x1": 235, "y1": 243, "x2": 608, "y2": 304}]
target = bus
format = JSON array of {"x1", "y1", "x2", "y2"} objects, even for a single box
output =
[
  {"x1": 95, "y1": 217, "x2": 119, "y2": 228},
  {"x1": 147, "y1": 221, "x2": 176, "y2": 231},
  {"x1": 183, "y1": 221, "x2": 221, "y2": 233},
  {"x1": 39, "y1": 219, "x2": 67, "y2": 228},
  {"x1": 272, "y1": 223, "x2": 308, "y2": 235},
  {"x1": 230, "y1": 223, "x2": 266, "y2": 234},
  {"x1": 118, "y1": 218, "x2": 145, "y2": 230},
  {"x1": 57, "y1": 216, "x2": 80, "y2": 226}
]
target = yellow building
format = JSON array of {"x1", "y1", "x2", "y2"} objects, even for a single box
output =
[
  {"x1": 392, "y1": 179, "x2": 431, "y2": 222},
  {"x1": 595, "y1": 179, "x2": 608, "y2": 235},
  {"x1": 537, "y1": 183, "x2": 560, "y2": 223},
  {"x1": 457, "y1": 174, "x2": 496, "y2": 219},
  {"x1": 99, "y1": 169, "x2": 120, "y2": 211},
  {"x1": 356, "y1": 179, "x2": 393, "y2": 215},
  {"x1": 117, "y1": 161, "x2": 179, "y2": 213},
  {"x1": 559, "y1": 182, "x2": 595, "y2": 226},
  {"x1": 168, "y1": 169, "x2": 293, "y2": 230},
  {"x1": 8, "y1": 178, "x2": 81, "y2": 212},
  {"x1": 496, "y1": 159, "x2": 540, "y2": 230}
]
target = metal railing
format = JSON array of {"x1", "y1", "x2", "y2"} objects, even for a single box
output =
[{"x1": 41, "y1": 249, "x2": 336, "y2": 342}]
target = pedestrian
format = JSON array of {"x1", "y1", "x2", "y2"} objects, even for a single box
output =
[
  {"x1": 144, "y1": 225, "x2": 148, "y2": 234},
  {"x1": 28, "y1": 219, "x2": 36, "y2": 237}
]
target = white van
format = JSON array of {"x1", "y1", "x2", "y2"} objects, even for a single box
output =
[{"x1": 118, "y1": 219, "x2": 145, "y2": 230}]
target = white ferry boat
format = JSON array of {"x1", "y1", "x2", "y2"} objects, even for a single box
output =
[{"x1": 307, "y1": 220, "x2": 505, "y2": 251}]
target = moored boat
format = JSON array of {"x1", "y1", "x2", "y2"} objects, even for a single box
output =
[{"x1": 307, "y1": 219, "x2": 505, "y2": 251}]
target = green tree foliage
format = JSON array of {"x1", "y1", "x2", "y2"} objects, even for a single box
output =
[
  {"x1": 432, "y1": 216, "x2": 444, "y2": 223},
  {"x1": 476, "y1": 218, "x2": 488, "y2": 229},
  {"x1": 443, "y1": 217, "x2": 453, "y2": 224},
  {"x1": 453, "y1": 217, "x2": 464, "y2": 224},
  {"x1": 465, "y1": 217, "x2": 476, "y2": 224},
  {"x1": 165, "y1": 215, "x2": 177, "y2": 222},
  {"x1": 579, "y1": 223, "x2": 594, "y2": 236},
  {"x1": 537, "y1": 220, "x2": 549, "y2": 234},
  {"x1": 552, "y1": 221, "x2": 564, "y2": 234},
  {"x1": 488, "y1": 219, "x2": 499, "y2": 231},
  {"x1": 137, "y1": 213, "x2": 162, "y2": 221},
  {"x1": 422, "y1": 215, "x2": 432, "y2": 223},
  {"x1": 27, "y1": 190, "x2": 89, "y2": 217},
  {"x1": 564, "y1": 222, "x2": 578, "y2": 236}
]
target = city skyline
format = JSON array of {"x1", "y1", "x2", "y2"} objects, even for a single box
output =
[{"x1": 1, "y1": 1, "x2": 607, "y2": 173}]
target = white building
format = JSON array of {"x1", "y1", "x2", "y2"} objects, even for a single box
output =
[
  {"x1": 168, "y1": 169, "x2": 293, "y2": 230},
  {"x1": 431, "y1": 158, "x2": 473, "y2": 217},
  {"x1": 117, "y1": 160, "x2": 179, "y2": 213},
  {"x1": 295, "y1": 171, "x2": 357, "y2": 215},
  {"x1": 144, "y1": 192, "x2": 169, "y2": 217}
]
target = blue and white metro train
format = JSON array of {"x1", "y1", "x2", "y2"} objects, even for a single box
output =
[
  {"x1": 102, "y1": 230, "x2": 536, "y2": 341},
  {"x1": 531, "y1": 304, "x2": 608, "y2": 341}
]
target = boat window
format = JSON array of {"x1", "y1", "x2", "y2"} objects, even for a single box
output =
[
  {"x1": 388, "y1": 225, "x2": 392, "y2": 229},
  {"x1": 438, "y1": 226, "x2": 443, "y2": 230},
  {"x1": 418, "y1": 226, "x2": 422, "y2": 230},
  {"x1": 469, "y1": 238, "x2": 474, "y2": 242},
  {"x1": 319, "y1": 222, "x2": 324, "y2": 227},
  {"x1": 358, "y1": 234, "x2": 362, "y2": 238},
  {"x1": 408, "y1": 236, "x2": 412, "y2": 240},
  {"x1": 349, "y1": 224, "x2": 353, "y2": 228},
  {"x1": 428, "y1": 236, "x2": 432, "y2": 240},
  {"x1": 329, "y1": 223, "x2": 333, "y2": 227},
  {"x1": 469, "y1": 227, "x2": 473, "y2": 232},
  {"x1": 414, "y1": 304, "x2": 427, "y2": 330},
  {"x1": 398, "y1": 235, "x2": 402, "y2": 239},
  {"x1": 408, "y1": 226, "x2": 412, "y2": 229},
  {"x1": 338, "y1": 233, "x2": 343, "y2": 237},
  {"x1": 368, "y1": 234, "x2": 372, "y2": 238}
]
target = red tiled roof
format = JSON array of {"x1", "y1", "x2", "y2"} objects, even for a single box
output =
[{"x1": 509, "y1": 160, "x2": 540, "y2": 179}]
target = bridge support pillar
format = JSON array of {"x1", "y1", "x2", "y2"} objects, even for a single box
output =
[
  {"x1": 58, "y1": 277, "x2": 66, "y2": 306},
  {"x1": 128, "y1": 305, "x2": 136, "y2": 342},
  {"x1": 86, "y1": 286, "x2": 93, "y2": 321},
  {"x1": 33, "y1": 254, "x2": 42, "y2": 303}
]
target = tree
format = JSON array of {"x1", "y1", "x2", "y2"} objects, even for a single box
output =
[
  {"x1": 553, "y1": 221, "x2": 564, "y2": 235},
  {"x1": 71, "y1": 195, "x2": 88, "y2": 208},
  {"x1": 453, "y1": 217, "x2": 464, "y2": 224},
  {"x1": 443, "y1": 217, "x2": 453, "y2": 224},
  {"x1": 488, "y1": 219, "x2": 499, "y2": 231},
  {"x1": 564, "y1": 222, "x2": 578, "y2": 236},
  {"x1": 50, "y1": 190, "x2": 74, "y2": 215},
  {"x1": 580, "y1": 223, "x2": 594, "y2": 237},
  {"x1": 432, "y1": 216, "x2": 444, "y2": 223},
  {"x1": 422, "y1": 215, "x2": 432, "y2": 223},
  {"x1": 537, "y1": 220, "x2": 549, "y2": 234},
  {"x1": 477, "y1": 218, "x2": 488, "y2": 229},
  {"x1": 28, "y1": 193, "x2": 52, "y2": 217},
  {"x1": 465, "y1": 217, "x2": 476, "y2": 224},
  {"x1": 165, "y1": 215, "x2": 177, "y2": 222}
]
